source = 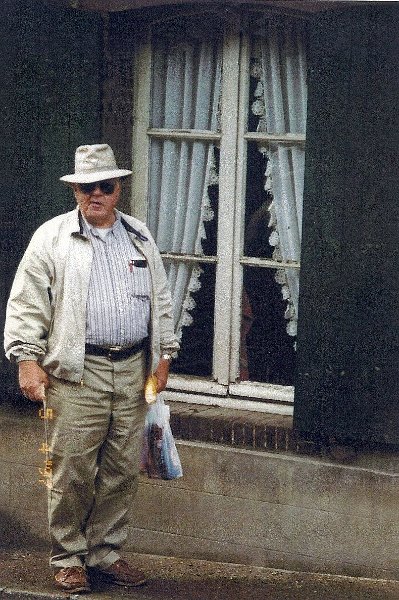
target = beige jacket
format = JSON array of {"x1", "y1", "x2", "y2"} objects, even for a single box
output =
[{"x1": 4, "y1": 208, "x2": 179, "y2": 382}]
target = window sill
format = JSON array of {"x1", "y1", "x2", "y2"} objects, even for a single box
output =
[{"x1": 165, "y1": 377, "x2": 294, "y2": 416}]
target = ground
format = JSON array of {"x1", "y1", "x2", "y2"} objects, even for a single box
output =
[{"x1": 0, "y1": 550, "x2": 399, "y2": 600}]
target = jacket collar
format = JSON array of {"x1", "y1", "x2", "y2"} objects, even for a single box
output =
[
  {"x1": 71, "y1": 208, "x2": 148, "y2": 242},
  {"x1": 120, "y1": 216, "x2": 148, "y2": 242}
]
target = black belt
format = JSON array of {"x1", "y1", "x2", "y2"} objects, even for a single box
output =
[{"x1": 85, "y1": 340, "x2": 146, "y2": 361}]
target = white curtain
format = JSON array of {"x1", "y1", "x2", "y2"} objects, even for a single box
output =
[
  {"x1": 252, "y1": 18, "x2": 307, "y2": 336},
  {"x1": 148, "y1": 37, "x2": 221, "y2": 340}
]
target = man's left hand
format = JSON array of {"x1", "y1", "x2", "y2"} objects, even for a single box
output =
[{"x1": 154, "y1": 358, "x2": 170, "y2": 393}]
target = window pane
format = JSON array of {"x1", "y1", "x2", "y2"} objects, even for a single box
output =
[
  {"x1": 248, "y1": 15, "x2": 307, "y2": 135},
  {"x1": 244, "y1": 141, "x2": 303, "y2": 264},
  {"x1": 168, "y1": 262, "x2": 216, "y2": 378},
  {"x1": 240, "y1": 266, "x2": 297, "y2": 385},
  {"x1": 150, "y1": 20, "x2": 222, "y2": 131},
  {"x1": 148, "y1": 139, "x2": 219, "y2": 256},
  {"x1": 244, "y1": 141, "x2": 273, "y2": 259}
]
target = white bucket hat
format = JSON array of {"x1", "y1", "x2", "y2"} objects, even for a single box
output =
[{"x1": 60, "y1": 144, "x2": 132, "y2": 184}]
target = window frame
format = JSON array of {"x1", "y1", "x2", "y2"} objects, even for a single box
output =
[{"x1": 130, "y1": 12, "x2": 307, "y2": 415}]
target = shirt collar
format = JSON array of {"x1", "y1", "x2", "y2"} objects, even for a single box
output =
[
  {"x1": 81, "y1": 211, "x2": 121, "y2": 237},
  {"x1": 72, "y1": 208, "x2": 148, "y2": 243}
]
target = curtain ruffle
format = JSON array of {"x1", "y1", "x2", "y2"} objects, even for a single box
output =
[
  {"x1": 250, "y1": 18, "x2": 307, "y2": 339},
  {"x1": 177, "y1": 146, "x2": 219, "y2": 341}
]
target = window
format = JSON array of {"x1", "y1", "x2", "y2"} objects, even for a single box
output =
[{"x1": 131, "y1": 10, "x2": 307, "y2": 414}]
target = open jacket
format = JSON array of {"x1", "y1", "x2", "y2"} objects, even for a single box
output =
[{"x1": 4, "y1": 208, "x2": 179, "y2": 383}]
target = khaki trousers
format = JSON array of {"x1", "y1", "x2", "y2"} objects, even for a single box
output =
[{"x1": 45, "y1": 350, "x2": 147, "y2": 570}]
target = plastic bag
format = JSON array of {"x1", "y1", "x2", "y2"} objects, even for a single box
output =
[{"x1": 140, "y1": 396, "x2": 183, "y2": 480}]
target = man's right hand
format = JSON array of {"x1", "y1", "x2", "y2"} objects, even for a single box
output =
[{"x1": 18, "y1": 360, "x2": 49, "y2": 402}]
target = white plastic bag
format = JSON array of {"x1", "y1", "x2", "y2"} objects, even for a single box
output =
[{"x1": 140, "y1": 396, "x2": 183, "y2": 480}]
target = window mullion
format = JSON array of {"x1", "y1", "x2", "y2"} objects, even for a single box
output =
[
  {"x1": 160, "y1": 253, "x2": 217, "y2": 264},
  {"x1": 240, "y1": 256, "x2": 300, "y2": 269},
  {"x1": 229, "y1": 30, "x2": 251, "y2": 384},
  {"x1": 213, "y1": 22, "x2": 241, "y2": 386},
  {"x1": 244, "y1": 132, "x2": 306, "y2": 144},
  {"x1": 148, "y1": 128, "x2": 221, "y2": 142}
]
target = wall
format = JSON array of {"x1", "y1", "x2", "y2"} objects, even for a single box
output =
[{"x1": 2, "y1": 402, "x2": 399, "y2": 581}]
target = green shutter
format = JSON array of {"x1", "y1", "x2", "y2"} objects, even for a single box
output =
[
  {"x1": 0, "y1": 0, "x2": 102, "y2": 396},
  {"x1": 294, "y1": 5, "x2": 399, "y2": 445}
]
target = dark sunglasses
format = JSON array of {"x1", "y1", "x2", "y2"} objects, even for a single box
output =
[{"x1": 77, "y1": 180, "x2": 116, "y2": 195}]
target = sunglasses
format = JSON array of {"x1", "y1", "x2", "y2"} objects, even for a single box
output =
[{"x1": 77, "y1": 180, "x2": 117, "y2": 195}]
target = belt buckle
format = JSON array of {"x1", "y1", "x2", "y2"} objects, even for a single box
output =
[{"x1": 108, "y1": 345, "x2": 122, "y2": 359}]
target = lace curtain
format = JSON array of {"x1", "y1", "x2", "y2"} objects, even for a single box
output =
[
  {"x1": 252, "y1": 18, "x2": 307, "y2": 337},
  {"x1": 148, "y1": 38, "x2": 221, "y2": 340}
]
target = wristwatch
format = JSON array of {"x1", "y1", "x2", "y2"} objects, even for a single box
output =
[{"x1": 161, "y1": 352, "x2": 173, "y2": 363}]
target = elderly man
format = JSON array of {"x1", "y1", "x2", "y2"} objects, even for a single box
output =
[{"x1": 4, "y1": 144, "x2": 179, "y2": 593}]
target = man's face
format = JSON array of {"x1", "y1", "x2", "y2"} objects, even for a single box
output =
[{"x1": 73, "y1": 179, "x2": 121, "y2": 228}]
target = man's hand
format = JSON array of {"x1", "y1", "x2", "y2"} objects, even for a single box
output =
[
  {"x1": 18, "y1": 360, "x2": 49, "y2": 402},
  {"x1": 154, "y1": 358, "x2": 170, "y2": 393}
]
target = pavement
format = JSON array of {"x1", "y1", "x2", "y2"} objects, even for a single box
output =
[{"x1": 0, "y1": 550, "x2": 399, "y2": 600}]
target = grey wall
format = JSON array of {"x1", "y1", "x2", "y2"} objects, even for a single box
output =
[{"x1": 2, "y1": 401, "x2": 399, "y2": 581}]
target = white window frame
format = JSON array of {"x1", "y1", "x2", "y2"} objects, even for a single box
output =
[{"x1": 131, "y1": 13, "x2": 306, "y2": 416}]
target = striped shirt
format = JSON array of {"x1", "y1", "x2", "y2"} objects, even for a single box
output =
[{"x1": 83, "y1": 214, "x2": 151, "y2": 347}]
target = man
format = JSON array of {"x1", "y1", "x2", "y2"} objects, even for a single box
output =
[{"x1": 4, "y1": 144, "x2": 179, "y2": 593}]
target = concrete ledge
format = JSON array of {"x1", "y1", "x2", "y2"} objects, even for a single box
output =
[
  {"x1": 1, "y1": 400, "x2": 399, "y2": 581},
  {"x1": 130, "y1": 441, "x2": 399, "y2": 581}
]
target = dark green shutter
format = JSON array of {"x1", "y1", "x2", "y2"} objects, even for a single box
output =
[
  {"x1": 294, "y1": 5, "x2": 399, "y2": 446},
  {"x1": 0, "y1": 0, "x2": 102, "y2": 397}
]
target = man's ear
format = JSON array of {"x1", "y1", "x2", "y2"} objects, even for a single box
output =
[{"x1": 70, "y1": 183, "x2": 78, "y2": 199}]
